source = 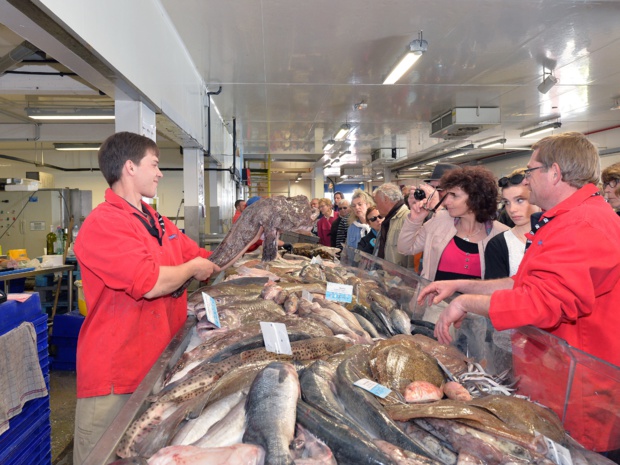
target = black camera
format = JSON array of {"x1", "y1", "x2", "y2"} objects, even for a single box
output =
[{"x1": 413, "y1": 188, "x2": 426, "y2": 201}]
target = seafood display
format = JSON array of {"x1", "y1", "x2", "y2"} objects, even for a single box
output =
[{"x1": 97, "y1": 247, "x2": 617, "y2": 465}]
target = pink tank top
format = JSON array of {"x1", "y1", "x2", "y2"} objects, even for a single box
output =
[{"x1": 436, "y1": 237, "x2": 481, "y2": 278}]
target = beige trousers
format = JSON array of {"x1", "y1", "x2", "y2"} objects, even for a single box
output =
[{"x1": 73, "y1": 393, "x2": 131, "y2": 465}]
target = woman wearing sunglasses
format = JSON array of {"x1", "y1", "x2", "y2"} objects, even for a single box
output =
[
  {"x1": 602, "y1": 162, "x2": 620, "y2": 215},
  {"x1": 357, "y1": 207, "x2": 384, "y2": 254},
  {"x1": 397, "y1": 166, "x2": 508, "y2": 281},
  {"x1": 484, "y1": 169, "x2": 541, "y2": 279}
]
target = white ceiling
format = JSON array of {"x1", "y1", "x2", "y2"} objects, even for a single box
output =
[{"x1": 2, "y1": 0, "x2": 620, "y2": 183}]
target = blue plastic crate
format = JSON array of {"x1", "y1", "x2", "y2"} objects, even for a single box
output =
[
  {"x1": 0, "y1": 416, "x2": 51, "y2": 465},
  {"x1": 6, "y1": 432, "x2": 52, "y2": 465},
  {"x1": 50, "y1": 359, "x2": 76, "y2": 371},
  {"x1": 0, "y1": 398, "x2": 50, "y2": 452},
  {"x1": 0, "y1": 294, "x2": 43, "y2": 336},
  {"x1": 51, "y1": 310, "x2": 84, "y2": 338}
]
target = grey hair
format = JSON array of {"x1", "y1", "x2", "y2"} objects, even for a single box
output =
[{"x1": 374, "y1": 183, "x2": 404, "y2": 203}]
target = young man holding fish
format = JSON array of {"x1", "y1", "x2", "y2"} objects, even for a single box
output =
[
  {"x1": 418, "y1": 131, "x2": 620, "y2": 453},
  {"x1": 73, "y1": 132, "x2": 219, "y2": 464}
]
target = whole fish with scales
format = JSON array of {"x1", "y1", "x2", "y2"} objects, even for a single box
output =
[{"x1": 173, "y1": 195, "x2": 316, "y2": 297}]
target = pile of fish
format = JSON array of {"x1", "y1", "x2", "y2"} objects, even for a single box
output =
[{"x1": 111, "y1": 251, "x2": 614, "y2": 465}]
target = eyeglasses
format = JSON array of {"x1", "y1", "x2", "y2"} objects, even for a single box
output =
[
  {"x1": 498, "y1": 173, "x2": 525, "y2": 187},
  {"x1": 524, "y1": 166, "x2": 545, "y2": 178},
  {"x1": 603, "y1": 179, "x2": 619, "y2": 189},
  {"x1": 367, "y1": 215, "x2": 384, "y2": 222},
  {"x1": 340, "y1": 206, "x2": 349, "y2": 210}
]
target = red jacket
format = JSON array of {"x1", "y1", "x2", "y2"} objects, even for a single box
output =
[
  {"x1": 490, "y1": 184, "x2": 620, "y2": 451},
  {"x1": 74, "y1": 189, "x2": 210, "y2": 398},
  {"x1": 317, "y1": 211, "x2": 338, "y2": 246}
]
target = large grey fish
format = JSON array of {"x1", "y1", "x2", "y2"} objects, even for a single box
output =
[
  {"x1": 296, "y1": 400, "x2": 398, "y2": 465},
  {"x1": 335, "y1": 357, "x2": 457, "y2": 464},
  {"x1": 192, "y1": 397, "x2": 247, "y2": 448},
  {"x1": 171, "y1": 389, "x2": 247, "y2": 445},
  {"x1": 300, "y1": 360, "x2": 368, "y2": 436},
  {"x1": 350, "y1": 304, "x2": 391, "y2": 337},
  {"x1": 173, "y1": 195, "x2": 315, "y2": 297},
  {"x1": 243, "y1": 362, "x2": 300, "y2": 465}
]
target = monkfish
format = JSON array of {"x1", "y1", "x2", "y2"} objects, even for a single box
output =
[{"x1": 172, "y1": 195, "x2": 315, "y2": 297}]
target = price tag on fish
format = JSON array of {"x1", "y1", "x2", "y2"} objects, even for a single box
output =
[
  {"x1": 353, "y1": 378, "x2": 392, "y2": 398},
  {"x1": 325, "y1": 282, "x2": 353, "y2": 303},
  {"x1": 301, "y1": 290, "x2": 313, "y2": 302},
  {"x1": 260, "y1": 322, "x2": 293, "y2": 355},
  {"x1": 310, "y1": 255, "x2": 324, "y2": 265},
  {"x1": 543, "y1": 437, "x2": 572, "y2": 465},
  {"x1": 202, "y1": 292, "x2": 220, "y2": 328}
]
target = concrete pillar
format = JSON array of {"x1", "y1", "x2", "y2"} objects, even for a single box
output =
[
  {"x1": 312, "y1": 165, "x2": 325, "y2": 199},
  {"x1": 383, "y1": 166, "x2": 392, "y2": 184},
  {"x1": 183, "y1": 148, "x2": 205, "y2": 245}
]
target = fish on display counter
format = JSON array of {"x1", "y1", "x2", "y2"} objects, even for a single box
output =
[{"x1": 103, "y1": 246, "x2": 616, "y2": 465}]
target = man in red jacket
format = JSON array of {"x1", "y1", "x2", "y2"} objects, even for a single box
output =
[
  {"x1": 419, "y1": 132, "x2": 620, "y2": 453},
  {"x1": 73, "y1": 132, "x2": 219, "y2": 464}
]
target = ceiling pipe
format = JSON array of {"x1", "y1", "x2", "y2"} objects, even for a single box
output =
[{"x1": 205, "y1": 86, "x2": 222, "y2": 158}]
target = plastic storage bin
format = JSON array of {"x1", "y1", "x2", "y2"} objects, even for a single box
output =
[
  {"x1": 0, "y1": 293, "x2": 51, "y2": 465},
  {"x1": 50, "y1": 310, "x2": 85, "y2": 371}
]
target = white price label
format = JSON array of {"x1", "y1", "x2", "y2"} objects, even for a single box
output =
[
  {"x1": 202, "y1": 292, "x2": 220, "y2": 328},
  {"x1": 544, "y1": 437, "x2": 572, "y2": 465},
  {"x1": 325, "y1": 282, "x2": 353, "y2": 303},
  {"x1": 353, "y1": 378, "x2": 392, "y2": 398},
  {"x1": 310, "y1": 255, "x2": 324, "y2": 265},
  {"x1": 301, "y1": 290, "x2": 313, "y2": 302},
  {"x1": 260, "y1": 322, "x2": 292, "y2": 355}
]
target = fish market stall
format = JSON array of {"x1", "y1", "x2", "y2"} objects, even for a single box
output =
[{"x1": 85, "y1": 246, "x2": 619, "y2": 464}]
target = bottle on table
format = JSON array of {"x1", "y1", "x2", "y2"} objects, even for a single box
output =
[{"x1": 46, "y1": 226, "x2": 57, "y2": 255}]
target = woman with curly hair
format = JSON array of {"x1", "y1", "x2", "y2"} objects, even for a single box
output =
[
  {"x1": 602, "y1": 162, "x2": 620, "y2": 215},
  {"x1": 397, "y1": 165, "x2": 508, "y2": 280}
]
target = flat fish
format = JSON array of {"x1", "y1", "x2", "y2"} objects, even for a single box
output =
[{"x1": 148, "y1": 444, "x2": 265, "y2": 465}]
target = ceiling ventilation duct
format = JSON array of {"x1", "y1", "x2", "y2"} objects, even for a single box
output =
[
  {"x1": 371, "y1": 147, "x2": 407, "y2": 163},
  {"x1": 430, "y1": 108, "x2": 500, "y2": 139}
]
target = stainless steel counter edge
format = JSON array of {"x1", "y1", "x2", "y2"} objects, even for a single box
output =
[{"x1": 83, "y1": 316, "x2": 196, "y2": 465}]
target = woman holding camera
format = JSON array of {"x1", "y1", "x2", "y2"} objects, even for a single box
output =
[{"x1": 397, "y1": 166, "x2": 508, "y2": 281}]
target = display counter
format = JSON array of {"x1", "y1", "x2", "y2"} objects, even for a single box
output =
[
  {"x1": 87, "y1": 247, "x2": 620, "y2": 462},
  {"x1": 341, "y1": 246, "x2": 620, "y2": 451}
]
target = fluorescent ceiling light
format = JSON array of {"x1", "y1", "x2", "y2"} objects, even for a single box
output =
[
  {"x1": 26, "y1": 108, "x2": 115, "y2": 121},
  {"x1": 54, "y1": 143, "x2": 101, "y2": 151},
  {"x1": 323, "y1": 139, "x2": 335, "y2": 152},
  {"x1": 520, "y1": 122, "x2": 561, "y2": 138},
  {"x1": 383, "y1": 33, "x2": 428, "y2": 85},
  {"x1": 478, "y1": 138, "x2": 506, "y2": 149},
  {"x1": 334, "y1": 124, "x2": 351, "y2": 141}
]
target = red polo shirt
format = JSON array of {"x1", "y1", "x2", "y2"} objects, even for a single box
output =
[
  {"x1": 74, "y1": 188, "x2": 210, "y2": 398},
  {"x1": 490, "y1": 184, "x2": 620, "y2": 451}
]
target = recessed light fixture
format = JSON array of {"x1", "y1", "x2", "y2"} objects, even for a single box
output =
[
  {"x1": 26, "y1": 108, "x2": 115, "y2": 121},
  {"x1": 478, "y1": 138, "x2": 507, "y2": 149},
  {"x1": 54, "y1": 143, "x2": 101, "y2": 151},
  {"x1": 323, "y1": 139, "x2": 336, "y2": 152},
  {"x1": 334, "y1": 124, "x2": 351, "y2": 141},
  {"x1": 520, "y1": 122, "x2": 561, "y2": 138},
  {"x1": 383, "y1": 31, "x2": 428, "y2": 85}
]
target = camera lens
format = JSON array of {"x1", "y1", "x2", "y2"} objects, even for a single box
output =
[{"x1": 413, "y1": 188, "x2": 426, "y2": 201}]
